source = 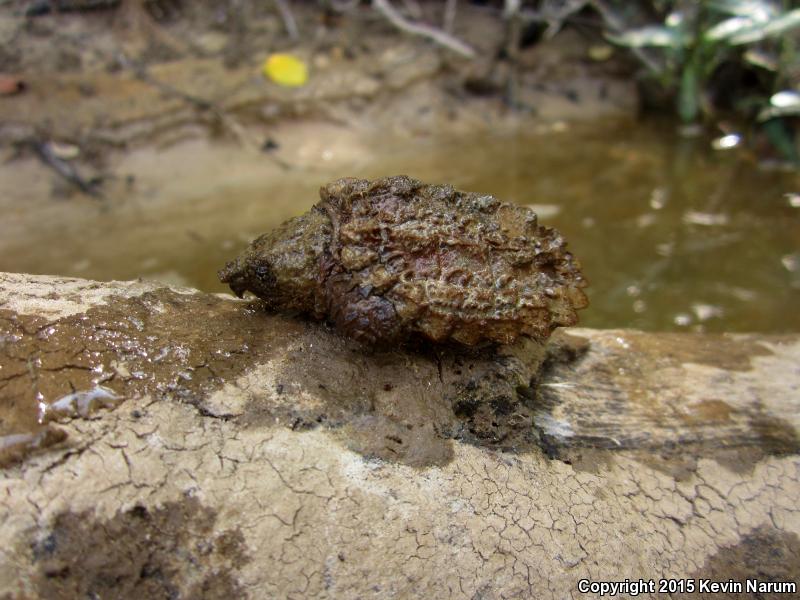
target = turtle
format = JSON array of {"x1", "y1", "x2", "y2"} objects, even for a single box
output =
[{"x1": 219, "y1": 175, "x2": 588, "y2": 346}]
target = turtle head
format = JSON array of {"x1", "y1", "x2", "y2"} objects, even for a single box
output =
[
  {"x1": 218, "y1": 209, "x2": 331, "y2": 312},
  {"x1": 218, "y1": 254, "x2": 277, "y2": 300}
]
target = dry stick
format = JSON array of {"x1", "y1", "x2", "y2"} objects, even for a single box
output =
[
  {"x1": 443, "y1": 0, "x2": 457, "y2": 33},
  {"x1": 400, "y1": 0, "x2": 423, "y2": 20},
  {"x1": 273, "y1": 0, "x2": 299, "y2": 40},
  {"x1": 519, "y1": 0, "x2": 589, "y2": 38},
  {"x1": 116, "y1": 53, "x2": 291, "y2": 169},
  {"x1": 330, "y1": 0, "x2": 360, "y2": 11},
  {"x1": 31, "y1": 141, "x2": 101, "y2": 198},
  {"x1": 504, "y1": 0, "x2": 522, "y2": 108},
  {"x1": 372, "y1": 0, "x2": 476, "y2": 59}
]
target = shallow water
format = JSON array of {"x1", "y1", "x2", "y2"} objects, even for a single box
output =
[{"x1": 2, "y1": 118, "x2": 798, "y2": 333}]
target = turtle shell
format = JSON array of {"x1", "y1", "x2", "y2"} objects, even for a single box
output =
[
  {"x1": 219, "y1": 176, "x2": 588, "y2": 346},
  {"x1": 312, "y1": 176, "x2": 588, "y2": 345}
]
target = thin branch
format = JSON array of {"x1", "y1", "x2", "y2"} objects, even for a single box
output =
[
  {"x1": 372, "y1": 0, "x2": 476, "y2": 58},
  {"x1": 115, "y1": 52, "x2": 291, "y2": 169},
  {"x1": 443, "y1": 0, "x2": 457, "y2": 33},
  {"x1": 400, "y1": 0, "x2": 423, "y2": 20},
  {"x1": 504, "y1": 0, "x2": 522, "y2": 107},
  {"x1": 590, "y1": 0, "x2": 663, "y2": 74},
  {"x1": 274, "y1": 0, "x2": 299, "y2": 41},
  {"x1": 31, "y1": 141, "x2": 101, "y2": 198},
  {"x1": 330, "y1": 0, "x2": 360, "y2": 11},
  {"x1": 503, "y1": 0, "x2": 520, "y2": 19}
]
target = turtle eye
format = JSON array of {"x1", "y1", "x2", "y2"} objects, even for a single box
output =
[{"x1": 255, "y1": 265, "x2": 276, "y2": 287}]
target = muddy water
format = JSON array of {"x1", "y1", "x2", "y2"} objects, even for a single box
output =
[{"x1": 1, "y1": 118, "x2": 798, "y2": 333}]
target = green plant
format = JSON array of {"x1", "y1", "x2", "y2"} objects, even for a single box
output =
[{"x1": 606, "y1": 0, "x2": 800, "y2": 126}]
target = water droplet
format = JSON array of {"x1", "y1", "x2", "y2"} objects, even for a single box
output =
[
  {"x1": 649, "y1": 188, "x2": 667, "y2": 210},
  {"x1": 665, "y1": 11, "x2": 683, "y2": 27},
  {"x1": 42, "y1": 386, "x2": 121, "y2": 421},
  {"x1": 37, "y1": 397, "x2": 48, "y2": 425},
  {"x1": 683, "y1": 211, "x2": 729, "y2": 226},
  {"x1": 711, "y1": 133, "x2": 741, "y2": 151},
  {"x1": 691, "y1": 303, "x2": 723, "y2": 321},
  {"x1": 674, "y1": 313, "x2": 692, "y2": 326},
  {"x1": 770, "y1": 90, "x2": 800, "y2": 109},
  {"x1": 781, "y1": 253, "x2": 799, "y2": 273}
]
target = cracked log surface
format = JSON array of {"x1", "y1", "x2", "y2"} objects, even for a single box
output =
[{"x1": 0, "y1": 272, "x2": 798, "y2": 599}]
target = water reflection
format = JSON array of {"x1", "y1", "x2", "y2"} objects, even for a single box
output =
[{"x1": 2, "y1": 119, "x2": 797, "y2": 333}]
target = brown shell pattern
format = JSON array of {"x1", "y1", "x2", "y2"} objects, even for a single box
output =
[{"x1": 219, "y1": 176, "x2": 588, "y2": 346}]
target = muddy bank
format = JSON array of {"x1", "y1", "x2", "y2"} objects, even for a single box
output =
[
  {"x1": 0, "y1": 272, "x2": 556, "y2": 467},
  {"x1": 0, "y1": 2, "x2": 637, "y2": 150},
  {"x1": 0, "y1": 1, "x2": 637, "y2": 266},
  {"x1": 1, "y1": 273, "x2": 798, "y2": 598}
]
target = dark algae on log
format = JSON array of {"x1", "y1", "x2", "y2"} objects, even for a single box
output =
[{"x1": 219, "y1": 176, "x2": 588, "y2": 345}]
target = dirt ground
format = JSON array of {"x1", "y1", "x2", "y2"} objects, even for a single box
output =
[{"x1": 0, "y1": 0, "x2": 637, "y2": 169}]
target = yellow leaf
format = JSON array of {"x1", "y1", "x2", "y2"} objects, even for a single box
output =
[{"x1": 263, "y1": 53, "x2": 308, "y2": 87}]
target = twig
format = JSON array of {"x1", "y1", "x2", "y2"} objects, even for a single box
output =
[
  {"x1": 518, "y1": 0, "x2": 586, "y2": 38},
  {"x1": 400, "y1": 0, "x2": 422, "y2": 20},
  {"x1": 372, "y1": 0, "x2": 476, "y2": 58},
  {"x1": 590, "y1": 0, "x2": 663, "y2": 74},
  {"x1": 502, "y1": 0, "x2": 520, "y2": 19},
  {"x1": 31, "y1": 141, "x2": 101, "y2": 198},
  {"x1": 115, "y1": 53, "x2": 291, "y2": 169},
  {"x1": 274, "y1": 0, "x2": 299, "y2": 41},
  {"x1": 504, "y1": 0, "x2": 522, "y2": 107},
  {"x1": 330, "y1": 0, "x2": 360, "y2": 11},
  {"x1": 443, "y1": 0, "x2": 457, "y2": 33}
]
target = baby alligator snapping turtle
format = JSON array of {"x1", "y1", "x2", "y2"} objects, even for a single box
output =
[{"x1": 219, "y1": 176, "x2": 588, "y2": 346}]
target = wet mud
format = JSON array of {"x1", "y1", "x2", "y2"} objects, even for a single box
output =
[
  {"x1": 0, "y1": 285, "x2": 566, "y2": 468},
  {"x1": 686, "y1": 526, "x2": 800, "y2": 600},
  {"x1": 238, "y1": 324, "x2": 556, "y2": 467},
  {"x1": 3, "y1": 283, "x2": 796, "y2": 471},
  {"x1": 0, "y1": 288, "x2": 303, "y2": 465},
  {"x1": 32, "y1": 496, "x2": 249, "y2": 600}
]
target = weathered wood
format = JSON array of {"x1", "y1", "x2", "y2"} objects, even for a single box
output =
[
  {"x1": 0, "y1": 273, "x2": 798, "y2": 599},
  {"x1": 535, "y1": 329, "x2": 800, "y2": 456}
]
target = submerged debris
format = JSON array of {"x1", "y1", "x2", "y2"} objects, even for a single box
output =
[
  {"x1": 31, "y1": 140, "x2": 100, "y2": 198},
  {"x1": 38, "y1": 386, "x2": 122, "y2": 423},
  {"x1": 219, "y1": 176, "x2": 588, "y2": 346}
]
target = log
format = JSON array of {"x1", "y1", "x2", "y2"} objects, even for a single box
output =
[{"x1": 0, "y1": 273, "x2": 798, "y2": 599}]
